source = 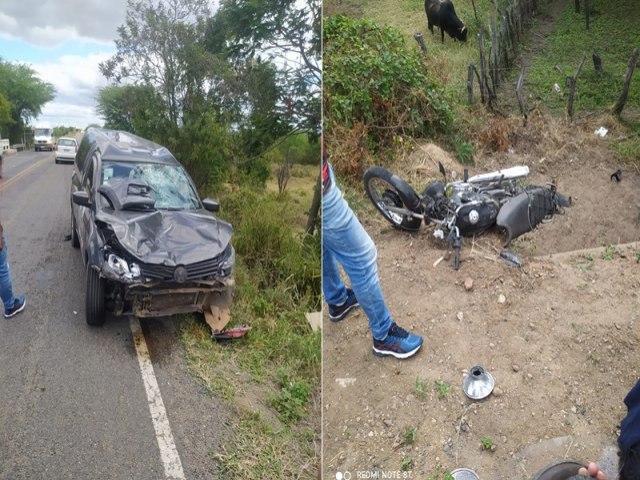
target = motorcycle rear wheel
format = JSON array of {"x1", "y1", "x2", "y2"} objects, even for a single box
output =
[{"x1": 363, "y1": 166, "x2": 422, "y2": 231}]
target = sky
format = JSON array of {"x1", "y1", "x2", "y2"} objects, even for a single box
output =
[{"x1": 0, "y1": 0, "x2": 128, "y2": 129}]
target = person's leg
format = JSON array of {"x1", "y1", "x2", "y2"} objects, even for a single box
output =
[
  {"x1": 0, "y1": 236, "x2": 16, "y2": 312},
  {"x1": 322, "y1": 242, "x2": 347, "y2": 307},
  {"x1": 322, "y1": 175, "x2": 392, "y2": 340}
]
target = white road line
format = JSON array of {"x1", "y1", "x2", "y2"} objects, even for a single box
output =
[{"x1": 130, "y1": 317, "x2": 186, "y2": 480}]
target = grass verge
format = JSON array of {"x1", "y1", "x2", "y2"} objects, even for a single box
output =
[{"x1": 179, "y1": 165, "x2": 321, "y2": 479}]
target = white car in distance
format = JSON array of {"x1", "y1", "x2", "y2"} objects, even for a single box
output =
[{"x1": 55, "y1": 137, "x2": 78, "y2": 164}]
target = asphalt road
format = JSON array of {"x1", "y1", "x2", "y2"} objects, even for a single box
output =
[{"x1": 0, "y1": 151, "x2": 230, "y2": 479}]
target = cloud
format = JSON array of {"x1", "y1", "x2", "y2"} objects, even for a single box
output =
[
  {"x1": 31, "y1": 53, "x2": 113, "y2": 128},
  {"x1": 1, "y1": 0, "x2": 126, "y2": 47},
  {"x1": 1, "y1": 1, "x2": 124, "y2": 128}
]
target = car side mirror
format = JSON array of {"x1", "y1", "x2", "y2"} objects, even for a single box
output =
[
  {"x1": 72, "y1": 191, "x2": 92, "y2": 207},
  {"x1": 202, "y1": 198, "x2": 220, "y2": 212}
]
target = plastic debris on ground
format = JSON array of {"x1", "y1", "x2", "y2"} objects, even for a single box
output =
[
  {"x1": 595, "y1": 126, "x2": 608, "y2": 137},
  {"x1": 500, "y1": 250, "x2": 523, "y2": 268},
  {"x1": 212, "y1": 325, "x2": 251, "y2": 340}
]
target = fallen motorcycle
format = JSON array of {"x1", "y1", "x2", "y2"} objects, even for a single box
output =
[{"x1": 363, "y1": 162, "x2": 571, "y2": 270}]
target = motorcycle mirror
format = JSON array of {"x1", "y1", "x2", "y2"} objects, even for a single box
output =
[{"x1": 438, "y1": 161, "x2": 447, "y2": 183}]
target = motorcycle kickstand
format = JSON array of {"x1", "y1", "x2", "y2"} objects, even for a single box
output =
[{"x1": 447, "y1": 227, "x2": 463, "y2": 270}]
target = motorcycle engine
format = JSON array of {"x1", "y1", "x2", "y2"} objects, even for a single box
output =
[{"x1": 450, "y1": 187, "x2": 500, "y2": 236}]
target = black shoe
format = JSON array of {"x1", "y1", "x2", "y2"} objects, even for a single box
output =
[
  {"x1": 4, "y1": 295, "x2": 26, "y2": 318},
  {"x1": 328, "y1": 288, "x2": 359, "y2": 322}
]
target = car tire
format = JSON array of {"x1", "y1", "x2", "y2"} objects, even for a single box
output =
[
  {"x1": 70, "y1": 210, "x2": 80, "y2": 248},
  {"x1": 85, "y1": 265, "x2": 106, "y2": 326},
  {"x1": 55, "y1": 158, "x2": 59, "y2": 164}
]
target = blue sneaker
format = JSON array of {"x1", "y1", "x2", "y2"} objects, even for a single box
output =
[
  {"x1": 373, "y1": 323, "x2": 423, "y2": 359},
  {"x1": 4, "y1": 295, "x2": 26, "y2": 319},
  {"x1": 328, "y1": 288, "x2": 359, "y2": 322}
]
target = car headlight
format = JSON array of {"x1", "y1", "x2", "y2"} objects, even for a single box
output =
[
  {"x1": 107, "y1": 253, "x2": 141, "y2": 281},
  {"x1": 219, "y1": 245, "x2": 235, "y2": 277}
]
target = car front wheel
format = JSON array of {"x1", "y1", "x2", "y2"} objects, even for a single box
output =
[
  {"x1": 70, "y1": 210, "x2": 80, "y2": 248},
  {"x1": 85, "y1": 265, "x2": 106, "y2": 326}
]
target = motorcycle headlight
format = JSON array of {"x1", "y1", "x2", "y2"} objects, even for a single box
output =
[{"x1": 219, "y1": 246, "x2": 235, "y2": 277}]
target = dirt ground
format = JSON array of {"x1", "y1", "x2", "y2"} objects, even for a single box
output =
[{"x1": 322, "y1": 116, "x2": 640, "y2": 479}]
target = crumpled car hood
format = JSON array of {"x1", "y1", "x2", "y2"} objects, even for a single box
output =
[{"x1": 96, "y1": 209, "x2": 233, "y2": 266}]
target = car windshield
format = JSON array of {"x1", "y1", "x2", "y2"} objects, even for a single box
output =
[
  {"x1": 101, "y1": 161, "x2": 200, "y2": 210},
  {"x1": 35, "y1": 128, "x2": 52, "y2": 136}
]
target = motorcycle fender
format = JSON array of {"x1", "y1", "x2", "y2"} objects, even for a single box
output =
[{"x1": 496, "y1": 192, "x2": 533, "y2": 246}]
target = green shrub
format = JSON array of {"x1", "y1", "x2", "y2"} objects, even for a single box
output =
[
  {"x1": 167, "y1": 113, "x2": 233, "y2": 191},
  {"x1": 454, "y1": 136, "x2": 474, "y2": 165},
  {"x1": 323, "y1": 15, "x2": 453, "y2": 165},
  {"x1": 269, "y1": 371, "x2": 311, "y2": 423},
  {"x1": 220, "y1": 187, "x2": 321, "y2": 308}
]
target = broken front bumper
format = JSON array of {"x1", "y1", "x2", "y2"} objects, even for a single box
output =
[{"x1": 123, "y1": 277, "x2": 235, "y2": 319}]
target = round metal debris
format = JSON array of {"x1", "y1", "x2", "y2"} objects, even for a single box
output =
[
  {"x1": 463, "y1": 365, "x2": 495, "y2": 400},
  {"x1": 450, "y1": 467, "x2": 480, "y2": 480},
  {"x1": 532, "y1": 460, "x2": 584, "y2": 480}
]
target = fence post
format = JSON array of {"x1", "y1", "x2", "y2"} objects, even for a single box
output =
[
  {"x1": 567, "y1": 53, "x2": 587, "y2": 122},
  {"x1": 413, "y1": 32, "x2": 427, "y2": 53},
  {"x1": 585, "y1": 0, "x2": 590, "y2": 29},
  {"x1": 612, "y1": 48, "x2": 639, "y2": 116},
  {"x1": 516, "y1": 55, "x2": 527, "y2": 123},
  {"x1": 478, "y1": 26, "x2": 491, "y2": 106},
  {"x1": 468, "y1": 65, "x2": 475, "y2": 104}
]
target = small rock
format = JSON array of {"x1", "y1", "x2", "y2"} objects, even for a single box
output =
[
  {"x1": 502, "y1": 436, "x2": 507, "y2": 444},
  {"x1": 490, "y1": 444, "x2": 497, "y2": 452},
  {"x1": 368, "y1": 431, "x2": 374, "y2": 437},
  {"x1": 493, "y1": 387, "x2": 504, "y2": 397},
  {"x1": 456, "y1": 311, "x2": 464, "y2": 321},
  {"x1": 512, "y1": 364, "x2": 520, "y2": 372},
  {"x1": 464, "y1": 277, "x2": 474, "y2": 291},
  {"x1": 461, "y1": 424, "x2": 470, "y2": 433},
  {"x1": 383, "y1": 419, "x2": 393, "y2": 428},
  {"x1": 489, "y1": 342, "x2": 495, "y2": 348},
  {"x1": 498, "y1": 294, "x2": 506, "y2": 304}
]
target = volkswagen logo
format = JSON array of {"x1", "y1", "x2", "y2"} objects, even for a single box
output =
[{"x1": 173, "y1": 266, "x2": 188, "y2": 283}]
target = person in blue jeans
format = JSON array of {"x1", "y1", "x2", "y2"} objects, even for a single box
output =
[
  {"x1": 0, "y1": 222, "x2": 27, "y2": 319},
  {"x1": 322, "y1": 156, "x2": 423, "y2": 359}
]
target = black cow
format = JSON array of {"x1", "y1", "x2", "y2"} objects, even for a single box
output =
[{"x1": 424, "y1": 0, "x2": 468, "y2": 43}]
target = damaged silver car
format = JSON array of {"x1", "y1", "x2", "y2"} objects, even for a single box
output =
[{"x1": 70, "y1": 128, "x2": 234, "y2": 332}]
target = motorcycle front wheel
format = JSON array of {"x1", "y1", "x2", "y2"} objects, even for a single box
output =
[{"x1": 363, "y1": 166, "x2": 422, "y2": 231}]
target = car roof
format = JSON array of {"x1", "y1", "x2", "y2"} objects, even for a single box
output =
[{"x1": 84, "y1": 128, "x2": 179, "y2": 166}]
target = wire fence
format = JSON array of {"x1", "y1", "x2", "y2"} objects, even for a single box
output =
[{"x1": 469, "y1": 0, "x2": 638, "y2": 120}]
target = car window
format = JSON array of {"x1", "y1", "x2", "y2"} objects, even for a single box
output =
[
  {"x1": 59, "y1": 139, "x2": 76, "y2": 147},
  {"x1": 101, "y1": 161, "x2": 200, "y2": 210}
]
